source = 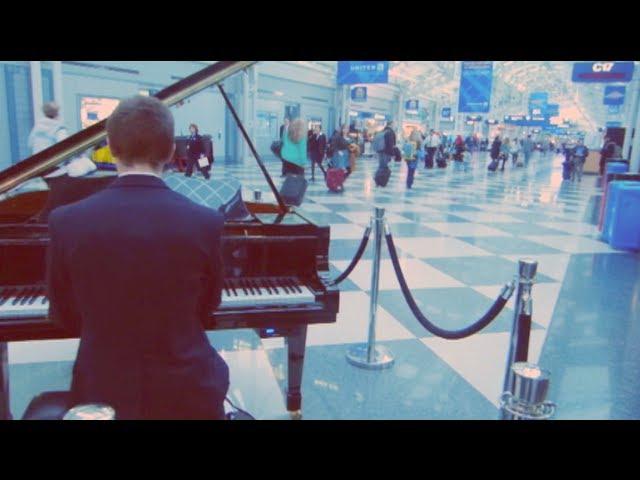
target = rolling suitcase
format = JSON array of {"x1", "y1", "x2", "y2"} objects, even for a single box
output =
[
  {"x1": 375, "y1": 165, "x2": 391, "y2": 187},
  {"x1": 488, "y1": 159, "x2": 499, "y2": 172},
  {"x1": 326, "y1": 168, "x2": 346, "y2": 192},
  {"x1": 279, "y1": 174, "x2": 308, "y2": 206}
]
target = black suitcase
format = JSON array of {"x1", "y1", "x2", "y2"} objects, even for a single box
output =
[
  {"x1": 279, "y1": 174, "x2": 308, "y2": 206},
  {"x1": 374, "y1": 166, "x2": 391, "y2": 187},
  {"x1": 488, "y1": 159, "x2": 499, "y2": 172},
  {"x1": 436, "y1": 158, "x2": 447, "y2": 168}
]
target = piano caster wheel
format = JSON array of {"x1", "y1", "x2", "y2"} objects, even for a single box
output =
[{"x1": 289, "y1": 410, "x2": 303, "y2": 420}]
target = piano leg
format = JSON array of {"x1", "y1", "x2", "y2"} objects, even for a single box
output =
[
  {"x1": 285, "y1": 325, "x2": 307, "y2": 416},
  {"x1": 0, "y1": 342, "x2": 11, "y2": 420}
]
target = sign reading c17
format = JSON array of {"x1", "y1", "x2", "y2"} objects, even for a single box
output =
[{"x1": 572, "y1": 62, "x2": 635, "y2": 83}]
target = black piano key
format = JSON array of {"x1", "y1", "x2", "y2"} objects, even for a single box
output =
[
  {"x1": 20, "y1": 288, "x2": 34, "y2": 306},
  {"x1": 289, "y1": 278, "x2": 303, "y2": 294},
  {"x1": 12, "y1": 288, "x2": 25, "y2": 306},
  {"x1": 245, "y1": 279, "x2": 255, "y2": 296},
  {"x1": 287, "y1": 279, "x2": 297, "y2": 294},
  {"x1": 250, "y1": 279, "x2": 261, "y2": 296},
  {"x1": 267, "y1": 279, "x2": 279, "y2": 295},
  {"x1": 222, "y1": 280, "x2": 230, "y2": 297},
  {"x1": 0, "y1": 287, "x2": 13, "y2": 306},
  {"x1": 279, "y1": 278, "x2": 291, "y2": 295},
  {"x1": 230, "y1": 279, "x2": 238, "y2": 297},
  {"x1": 28, "y1": 290, "x2": 39, "y2": 305},
  {"x1": 239, "y1": 279, "x2": 248, "y2": 296},
  {"x1": 260, "y1": 279, "x2": 272, "y2": 295}
]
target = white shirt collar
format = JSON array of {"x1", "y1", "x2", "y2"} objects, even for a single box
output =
[{"x1": 118, "y1": 171, "x2": 162, "y2": 179}]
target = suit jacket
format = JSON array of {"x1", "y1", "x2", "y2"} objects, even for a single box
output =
[
  {"x1": 315, "y1": 133, "x2": 327, "y2": 160},
  {"x1": 186, "y1": 133, "x2": 205, "y2": 161},
  {"x1": 46, "y1": 174, "x2": 229, "y2": 419},
  {"x1": 383, "y1": 127, "x2": 396, "y2": 155}
]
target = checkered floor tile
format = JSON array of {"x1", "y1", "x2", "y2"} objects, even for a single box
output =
[{"x1": 8, "y1": 151, "x2": 640, "y2": 420}]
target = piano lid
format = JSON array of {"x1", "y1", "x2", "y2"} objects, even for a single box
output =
[{"x1": 0, "y1": 61, "x2": 256, "y2": 196}]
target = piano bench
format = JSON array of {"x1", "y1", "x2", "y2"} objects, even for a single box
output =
[{"x1": 21, "y1": 391, "x2": 73, "y2": 420}]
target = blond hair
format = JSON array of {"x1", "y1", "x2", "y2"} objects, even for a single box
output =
[{"x1": 288, "y1": 118, "x2": 305, "y2": 143}]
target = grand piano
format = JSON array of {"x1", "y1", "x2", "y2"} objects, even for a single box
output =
[{"x1": 0, "y1": 61, "x2": 339, "y2": 420}]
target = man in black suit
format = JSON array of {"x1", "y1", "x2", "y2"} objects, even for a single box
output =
[
  {"x1": 309, "y1": 125, "x2": 327, "y2": 181},
  {"x1": 185, "y1": 123, "x2": 211, "y2": 180},
  {"x1": 46, "y1": 96, "x2": 229, "y2": 420}
]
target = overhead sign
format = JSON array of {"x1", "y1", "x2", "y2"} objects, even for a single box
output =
[
  {"x1": 466, "y1": 115, "x2": 482, "y2": 122},
  {"x1": 529, "y1": 92, "x2": 548, "y2": 114},
  {"x1": 337, "y1": 61, "x2": 389, "y2": 85},
  {"x1": 572, "y1": 62, "x2": 635, "y2": 83},
  {"x1": 485, "y1": 119, "x2": 499, "y2": 125},
  {"x1": 351, "y1": 86, "x2": 368, "y2": 102},
  {"x1": 458, "y1": 61, "x2": 493, "y2": 113},
  {"x1": 604, "y1": 86, "x2": 626, "y2": 105},
  {"x1": 405, "y1": 99, "x2": 419, "y2": 111},
  {"x1": 606, "y1": 121, "x2": 622, "y2": 127},
  {"x1": 545, "y1": 103, "x2": 560, "y2": 117},
  {"x1": 504, "y1": 114, "x2": 526, "y2": 123},
  {"x1": 441, "y1": 107, "x2": 451, "y2": 119}
]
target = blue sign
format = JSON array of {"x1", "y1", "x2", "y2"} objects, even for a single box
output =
[
  {"x1": 606, "y1": 121, "x2": 622, "y2": 127},
  {"x1": 608, "y1": 104, "x2": 621, "y2": 114},
  {"x1": 545, "y1": 104, "x2": 559, "y2": 117},
  {"x1": 441, "y1": 107, "x2": 451, "y2": 118},
  {"x1": 458, "y1": 61, "x2": 493, "y2": 113},
  {"x1": 604, "y1": 86, "x2": 626, "y2": 105},
  {"x1": 405, "y1": 99, "x2": 419, "y2": 111},
  {"x1": 337, "y1": 61, "x2": 389, "y2": 85},
  {"x1": 529, "y1": 92, "x2": 548, "y2": 115},
  {"x1": 572, "y1": 62, "x2": 635, "y2": 83},
  {"x1": 351, "y1": 86, "x2": 368, "y2": 102}
]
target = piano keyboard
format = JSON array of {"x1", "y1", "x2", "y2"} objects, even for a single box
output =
[
  {"x1": 0, "y1": 277, "x2": 315, "y2": 319},
  {"x1": 221, "y1": 277, "x2": 315, "y2": 308}
]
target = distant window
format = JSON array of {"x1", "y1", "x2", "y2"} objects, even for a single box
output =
[{"x1": 79, "y1": 96, "x2": 120, "y2": 129}]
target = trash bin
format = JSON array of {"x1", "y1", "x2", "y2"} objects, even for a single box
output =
[
  {"x1": 602, "y1": 181, "x2": 640, "y2": 241},
  {"x1": 606, "y1": 161, "x2": 629, "y2": 175},
  {"x1": 609, "y1": 184, "x2": 640, "y2": 250}
]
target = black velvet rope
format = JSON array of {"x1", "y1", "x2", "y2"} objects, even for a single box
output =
[
  {"x1": 328, "y1": 225, "x2": 372, "y2": 287},
  {"x1": 385, "y1": 231, "x2": 511, "y2": 340}
]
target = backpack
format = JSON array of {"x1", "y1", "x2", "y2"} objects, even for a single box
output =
[
  {"x1": 373, "y1": 131, "x2": 386, "y2": 152},
  {"x1": 402, "y1": 142, "x2": 415, "y2": 159}
]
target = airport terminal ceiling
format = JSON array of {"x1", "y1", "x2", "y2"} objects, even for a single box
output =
[{"x1": 295, "y1": 61, "x2": 640, "y2": 132}]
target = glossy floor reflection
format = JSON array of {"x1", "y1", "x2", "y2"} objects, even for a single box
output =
[{"x1": 7, "y1": 151, "x2": 640, "y2": 419}]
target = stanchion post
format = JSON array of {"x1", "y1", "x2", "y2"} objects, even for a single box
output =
[
  {"x1": 499, "y1": 362, "x2": 556, "y2": 420},
  {"x1": 499, "y1": 258, "x2": 558, "y2": 420},
  {"x1": 502, "y1": 258, "x2": 537, "y2": 395},
  {"x1": 346, "y1": 207, "x2": 394, "y2": 370}
]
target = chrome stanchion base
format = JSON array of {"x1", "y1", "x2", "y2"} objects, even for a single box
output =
[{"x1": 346, "y1": 344, "x2": 395, "y2": 370}]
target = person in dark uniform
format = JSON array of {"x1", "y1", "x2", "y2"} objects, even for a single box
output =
[
  {"x1": 46, "y1": 96, "x2": 229, "y2": 419},
  {"x1": 309, "y1": 125, "x2": 327, "y2": 180},
  {"x1": 185, "y1": 123, "x2": 210, "y2": 180}
]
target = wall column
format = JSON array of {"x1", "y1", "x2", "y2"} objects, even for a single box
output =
[
  {"x1": 29, "y1": 61, "x2": 43, "y2": 121},
  {"x1": 629, "y1": 98, "x2": 640, "y2": 173},
  {"x1": 52, "y1": 61, "x2": 63, "y2": 118},
  {"x1": 622, "y1": 74, "x2": 640, "y2": 160}
]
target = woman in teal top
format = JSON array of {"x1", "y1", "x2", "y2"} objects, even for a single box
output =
[{"x1": 281, "y1": 118, "x2": 308, "y2": 176}]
